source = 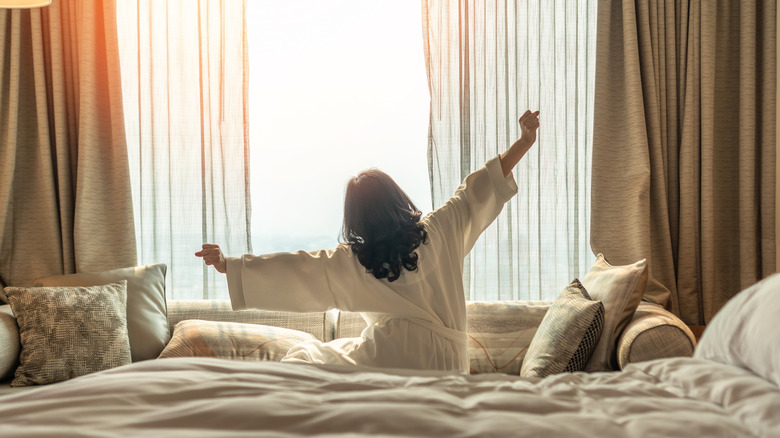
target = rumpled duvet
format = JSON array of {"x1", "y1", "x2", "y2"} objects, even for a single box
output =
[{"x1": 0, "y1": 356, "x2": 778, "y2": 437}]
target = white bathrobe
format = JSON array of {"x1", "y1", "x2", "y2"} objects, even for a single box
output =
[{"x1": 225, "y1": 155, "x2": 518, "y2": 372}]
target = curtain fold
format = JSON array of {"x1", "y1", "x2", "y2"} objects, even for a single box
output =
[
  {"x1": 591, "y1": 0, "x2": 776, "y2": 324},
  {"x1": 423, "y1": 0, "x2": 597, "y2": 301},
  {"x1": 0, "y1": 1, "x2": 136, "y2": 291},
  {"x1": 116, "y1": 0, "x2": 251, "y2": 300}
]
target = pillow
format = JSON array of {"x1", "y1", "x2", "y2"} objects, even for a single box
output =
[
  {"x1": 34, "y1": 264, "x2": 169, "y2": 362},
  {"x1": 159, "y1": 320, "x2": 317, "y2": 361},
  {"x1": 520, "y1": 279, "x2": 604, "y2": 378},
  {"x1": 695, "y1": 273, "x2": 780, "y2": 388},
  {"x1": 466, "y1": 301, "x2": 549, "y2": 374},
  {"x1": 581, "y1": 254, "x2": 648, "y2": 371},
  {"x1": 0, "y1": 305, "x2": 20, "y2": 381},
  {"x1": 4, "y1": 281, "x2": 132, "y2": 387}
]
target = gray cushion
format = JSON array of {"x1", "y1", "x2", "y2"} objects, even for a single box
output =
[
  {"x1": 520, "y1": 279, "x2": 604, "y2": 378},
  {"x1": 5, "y1": 282, "x2": 131, "y2": 387},
  {"x1": 159, "y1": 319, "x2": 316, "y2": 361},
  {"x1": 34, "y1": 264, "x2": 169, "y2": 362}
]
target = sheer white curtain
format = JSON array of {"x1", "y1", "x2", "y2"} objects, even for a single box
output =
[
  {"x1": 116, "y1": 0, "x2": 251, "y2": 299},
  {"x1": 423, "y1": 0, "x2": 597, "y2": 301}
]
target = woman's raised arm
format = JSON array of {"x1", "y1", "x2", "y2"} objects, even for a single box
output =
[{"x1": 499, "y1": 110, "x2": 540, "y2": 177}]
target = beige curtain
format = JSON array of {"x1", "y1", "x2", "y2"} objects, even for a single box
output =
[
  {"x1": 423, "y1": 0, "x2": 597, "y2": 300},
  {"x1": 0, "y1": 1, "x2": 136, "y2": 292},
  {"x1": 116, "y1": 0, "x2": 252, "y2": 300},
  {"x1": 591, "y1": 0, "x2": 776, "y2": 324}
]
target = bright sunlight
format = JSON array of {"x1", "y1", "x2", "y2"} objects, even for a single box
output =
[{"x1": 247, "y1": 1, "x2": 432, "y2": 253}]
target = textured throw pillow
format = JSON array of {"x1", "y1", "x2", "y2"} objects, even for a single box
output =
[
  {"x1": 466, "y1": 301, "x2": 549, "y2": 374},
  {"x1": 520, "y1": 279, "x2": 604, "y2": 378},
  {"x1": 5, "y1": 281, "x2": 132, "y2": 387},
  {"x1": 34, "y1": 264, "x2": 169, "y2": 362},
  {"x1": 159, "y1": 320, "x2": 317, "y2": 361},
  {"x1": 581, "y1": 255, "x2": 648, "y2": 371}
]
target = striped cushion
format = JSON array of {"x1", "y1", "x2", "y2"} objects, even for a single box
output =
[
  {"x1": 167, "y1": 300, "x2": 326, "y2": 341},
  {"x1": 159, "y1": 320, "x2": 316, "y2": 361}
]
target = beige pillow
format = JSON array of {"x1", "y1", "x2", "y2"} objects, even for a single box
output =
[
  {"x1": 34, "y1": 264, "x2": 169, "y2": 362},
  {"x1": 159, "y1": 320, "x2": 316, "y2": 361},
  {"x1": 581, "y1": 254, "x2": 648, "y2": 371},
  {"x1": 520, "y1": 279, "x2": 604, "y2": 378},
  {"x1": 466, "y1": 301, "x2": 549, "y2": 374},
  {"x1": 5, "y1": 281, "x2": 132, "y2": 387}
]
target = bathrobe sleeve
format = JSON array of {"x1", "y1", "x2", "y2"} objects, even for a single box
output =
[
  {"x1": 425, "y1": 155, "x2": 519, "y2": 257},
  {"x1": 225, "y1": 244, "x2": 423, "y2": 314}
]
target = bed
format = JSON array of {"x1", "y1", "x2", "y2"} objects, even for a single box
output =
[{"x1": 1, "y1": 274, "x2": 779, "y2": 437}]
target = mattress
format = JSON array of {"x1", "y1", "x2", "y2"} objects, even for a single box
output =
[{"x1": 0, "y1": 356, "x2": 777, "y2": 437}]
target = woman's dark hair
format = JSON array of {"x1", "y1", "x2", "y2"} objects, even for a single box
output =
[{"x1": 342, "y1": 169, "x2": 428, "y2": 282}]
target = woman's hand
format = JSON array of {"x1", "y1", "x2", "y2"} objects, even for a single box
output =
[
  {"x1": 195, "y1": 243, "x2": 227, "y2": 274},
  {"x1": 499, "y1": 109, "x2": 540, "y2": 177},
  {"x1": 518, "y1": 110, "x2": 540, "y2": 147}
]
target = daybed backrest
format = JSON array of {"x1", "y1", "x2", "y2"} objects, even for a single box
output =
[
  {"x1": 334, "y1": 300, "x2": 552, "y2": 339},
  {"x1": 167, "y1": 300, "x2": 328, "y2": 342},
  {"x1": 336, "y1": 301, "x2": 552, "y2": 374}
]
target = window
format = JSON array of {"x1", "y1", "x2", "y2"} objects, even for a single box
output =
[
  {"x1": 247, "y1": 1, "x2": 432, "y2": 253},
  {"x1": 117, "y1": 0, "x2": 595, "y2": 302}
]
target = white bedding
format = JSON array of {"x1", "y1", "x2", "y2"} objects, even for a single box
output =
[{"x1": 1, "y1": 356, "x2": 777, "y2": 437}]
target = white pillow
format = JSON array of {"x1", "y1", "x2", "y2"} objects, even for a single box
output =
[
  {"x1": 581, "y1": 254, "x2": 648, "y2": 371},
  {"x1": 695, "y1": 273, "x2": 780, "y2": 388}
]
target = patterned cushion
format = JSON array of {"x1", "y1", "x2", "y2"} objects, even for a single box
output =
[
  {"x1": 520, "y1": 279, "x2": 604, "y2": 378},
  {"x1": 4, "y1": 282, "x2": 132, "y2": 387},
  {"x1": 466, "y1": 301, "x2": 549, "y2": 374},
  {"x1": 34, "y1": 264, "x2": 169, "y2": 362},
  {"x1": 159, "y1": 320, "x2": 317, "y2": 361},
  {"x1": 581, "y1": 254, "x2": 648, "y2": 371}
]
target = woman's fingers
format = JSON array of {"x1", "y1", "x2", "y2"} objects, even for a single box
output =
[
  {"x1": 196, "y1": 243, "x2": 228, "y2": 274},
  {"x1": 195, "y1": 243, "x2": 221, "y2": 258},
  {"x1": 518, "y1": 110, "x2": 540, "y2": 126},
  {"x1": 518, "y1": 109, "x2": 532, "y2": 123}
]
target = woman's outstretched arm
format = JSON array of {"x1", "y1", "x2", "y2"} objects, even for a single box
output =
[{"x1": 499, "y1": 110, "x2": 540, "y2": 177}]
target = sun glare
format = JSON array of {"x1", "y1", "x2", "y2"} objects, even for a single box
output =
[{"x1": 246, "y1": 1, "x2": 432, "y2": 253}]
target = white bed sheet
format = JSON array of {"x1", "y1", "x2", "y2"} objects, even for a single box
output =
[{"x1": 0, "y1": 357, "x2": 777, "y2": 437}]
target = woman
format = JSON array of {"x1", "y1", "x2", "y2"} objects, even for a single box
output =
[{"x1": 196, "y1": 110, "x2": 540, "y2": 372}]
